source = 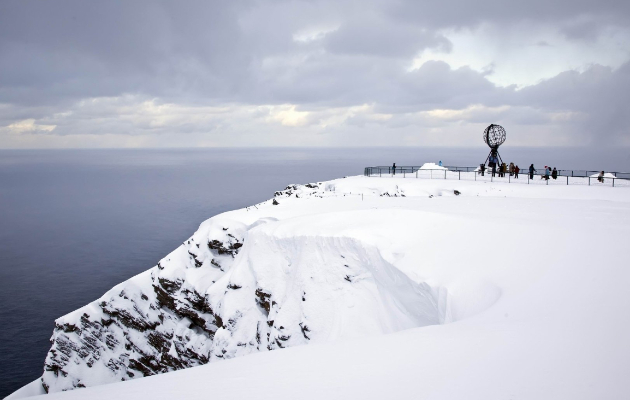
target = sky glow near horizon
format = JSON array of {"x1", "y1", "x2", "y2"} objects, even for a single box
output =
[{"x1": 0, "y1": 0, "x2": 629, "y2": 149}]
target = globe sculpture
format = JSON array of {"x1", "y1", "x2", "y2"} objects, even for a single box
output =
[{"x1": 483, "y1": 123, "x2": 506, "y2": 167}]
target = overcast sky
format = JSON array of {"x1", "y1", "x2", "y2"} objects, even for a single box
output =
[{"x1": 1, "y1": 0, "x2": 629, "y2": 148}]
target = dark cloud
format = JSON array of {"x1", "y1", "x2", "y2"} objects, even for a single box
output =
[
  {"x1": 387, "y1": 0, "x2": 630, "y2": 30},
  {"x1": 0, "y1": 1, "x2": 251, "y2": 105},
  {"x1": 517, "y1": 62, "x2": 630, "y2": 142},
  {"x1": 324, "y1": 18, "x2": 451, "y2": 57}
]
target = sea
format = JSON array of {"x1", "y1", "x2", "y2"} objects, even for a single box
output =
[{"x1": 1, "y1": 146, "x2": 628, "y2": 397}]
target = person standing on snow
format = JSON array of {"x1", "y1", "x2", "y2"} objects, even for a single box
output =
[
  {"x1": 514, "y1": 165, "x2": 520, "y2": 179},
  {"x1": 544, "y1": 166, "x2": 551, "y2": 180},
  {"x1": 598, "y1": 171, "x2": 605, "y2": 183},
  {"x1": 480, "y1": 163, "x2": 486, "y2": 176},
  {"x1": 392, "y1": 163, "x2": 396, "y2": 176},
  {"x1": 529, "y1": 164, "x2": 536, "y2": 180},
  {"x1": 552, "y1": 167, "x2": 558, "y2": 180},
  {"x1": 509, "y1": 162, "x2": 514, "y2": 176}
]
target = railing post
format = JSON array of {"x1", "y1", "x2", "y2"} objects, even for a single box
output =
[
  {"x1": 430, "y1": 170, "x2": 432, "y2": 179},
  {"x1": 444, "y1": 170, "x2": 446, "y2": 180},
  {"x1": 459, "y1": 171, "x2": 461, "y2": 180},
  {"x1": 567, "y1": 176, "x2": 568, "y2": 185},
  {"x1": 416, "y1": 171, "x2": 418, "y2": 178},
  {"x1": 613, "y1": 178, "x2": 615, "y2": 187},
  {"x1": 588, "y1": 177, "x2": 590, "y2": 186}
]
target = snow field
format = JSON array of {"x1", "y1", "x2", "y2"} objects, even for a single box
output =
[{"x1": 9, "y1": 175, "x2": 630, "y2": 399}]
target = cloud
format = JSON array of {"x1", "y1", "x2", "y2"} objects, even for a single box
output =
[
  {"x1": 0, "y1": 0, "x2": 628, "y2": 148},
  {"x1": 2, "y1": 119, "x2": 56, "y2": 134},
  {"x1": 323, "y1": 17, "x2": 451, "y2": 58},
  {"x1": 517, "y1": 62, "x2": 630, "y2": 143}
]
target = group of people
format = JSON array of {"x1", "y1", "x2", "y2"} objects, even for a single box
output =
[
  {"x1": 480, "y1": 162, "x2": 564, "y2": 181},
  {"x1": 391, "y1": 161, "x2": 608, "y2": 184},
  {"x1": 479, "y1": 160, "x2": 520, "y2": 178},
  {"x1": 525, "y1": 165, "x2": 563, "y2": 180},
  {"x1": 535, "y1": 166, "x2": 558, "y2": 180}
]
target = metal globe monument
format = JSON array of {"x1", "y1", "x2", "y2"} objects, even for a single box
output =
[{"x1": 483, "y1": 123, "x2": 506, "y2": 167}]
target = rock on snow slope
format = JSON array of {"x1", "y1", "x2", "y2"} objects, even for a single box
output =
[{"x1": 9, "y1": 175, "x2": 630, "y2": 399}]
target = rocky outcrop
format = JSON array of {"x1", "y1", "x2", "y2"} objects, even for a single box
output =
[{"x1": 42, "y1": 217, "x2": 246, "y2": 393}]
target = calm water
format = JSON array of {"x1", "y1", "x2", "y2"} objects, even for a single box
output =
[{"x1": 1, "y1": 147, "x2": 628, "y2": 397}]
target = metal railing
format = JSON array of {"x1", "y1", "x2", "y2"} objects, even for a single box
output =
[{"x1": 363, "y1": 166, "x2": 630, "y2": 187}]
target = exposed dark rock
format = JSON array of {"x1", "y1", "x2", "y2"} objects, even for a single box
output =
[
  {"x1": 128, "y1": 359, "x2": 153, "y2": 377},
  {"x1": 255, "y1": 288, "x2": 272, "y2": 314},
  {"x1": 214, "y1": 314, "x2": 224, "y2": 329},
  {"x1": 300, "y1": 323, "x2": 311, "y2": 340},
  {"x1": 188, "y1": 251, "x2": 203, "y2": 268},
  {"x1": 100, "y1": 303, "x2": 158, "y2": 332},
  {"x1": 158, "y1": 277, "x2": 182, "y2": 293},
  {"x1": 154, "y1": 284, "x2": 177, "y2": 310},
  {"x1": 57, "y1": 323, "x2": 80, "y2": 334}
]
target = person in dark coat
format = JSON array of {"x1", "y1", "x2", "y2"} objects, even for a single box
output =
[
  {"x1": 529, "y1": 164, "x2": 536, "y2": 180},
  {"x1": 552, "y1": 167, "x2": 558, "y2": 180},
  {"x1": 480, "y1": 163, "x2": 486, "y2": 176},
  {"x1": 392, "y1": 163, "x2": 396, "y2": 176},
  {"x1": 514, "y1": 165, "x2": 520, "y2": 178},
  {"x1": 598, "y1": 171, "x2": 605, "y2": 183}
]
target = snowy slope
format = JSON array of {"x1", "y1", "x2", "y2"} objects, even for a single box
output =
[{"x1": 8, "y1": 175, "x2": 630, "y2": 399}]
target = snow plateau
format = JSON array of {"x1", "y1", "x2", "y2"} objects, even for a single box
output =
[{"x1": 8, "y1": 175, "x2": 630, "y2": 400}]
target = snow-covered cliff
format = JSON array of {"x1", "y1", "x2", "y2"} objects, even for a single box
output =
[
  {"x1": 40, "y1": 181, "x2": 445, "y2": 393},
  {"x1": 12, "y1": 174, "x2": 630, "y2": 400}
]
